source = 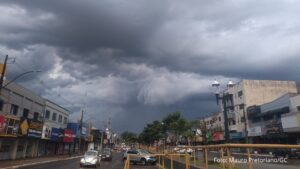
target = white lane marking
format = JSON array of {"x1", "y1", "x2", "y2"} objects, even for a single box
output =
[{"x1": 2, "y1": 156, "x2": 82, "y2": 169}]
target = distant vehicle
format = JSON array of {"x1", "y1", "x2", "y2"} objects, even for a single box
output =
[
  {"x1": 173, "y1": 145, "x2": 193, "y2": 154},
  {"x1": 80, "y1": 150, "x2": 101, "y2": 168},
  {"x1": 123, "y1": 149, "x2": 157, "y2": 165},
  {"x1": 272, "y1": 149, "x2": 300, "y2": 159},
  {"x1": 100, "y1": 148, "x2": 112, "y2": 161}
]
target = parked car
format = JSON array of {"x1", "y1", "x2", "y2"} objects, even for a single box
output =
[
  {"x1": 100, "y1": 148, "x2": 112, "y2": 161},
  {"x1": 271, "y1": 149, "x2": 300, "y2": 159},
  {"x1": 80, "y1": 150, "x2": 101, "y2": 168},
  {"x1": 123, "y1": 149, "x2": 157, "y2": 165}
]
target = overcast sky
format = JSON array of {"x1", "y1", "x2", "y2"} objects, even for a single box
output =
[{"x1": 1, "y1": 0, "x2": 300, "y2": 132}]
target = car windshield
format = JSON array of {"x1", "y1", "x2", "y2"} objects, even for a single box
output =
[
  {"x1": 85, "y1": 151, "x2": 97, "y2": 156},
  {"x1": 139, "y1": 150, "x2": 150, "y2": 154}
]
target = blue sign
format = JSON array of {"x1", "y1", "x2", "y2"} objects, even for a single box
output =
[
  {"x1": 51, "y1": 128, "x2": 60, "y2": 141},
  {"x1": 230, "y1": 132, "x2": 244, "y2": 139},
  {"x1": 67, "y1": 123, "x2": 80, "y2": 137}
]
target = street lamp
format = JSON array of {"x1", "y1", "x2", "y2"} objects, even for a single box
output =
[
  {"x1": 211, "y1": 79, "x2": 234, "y2": 143},
  {"x1": 2, "y1": 70, "x2": 42, "y2": 88}
]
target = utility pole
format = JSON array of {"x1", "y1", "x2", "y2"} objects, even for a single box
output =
[
  {"x1": 0, "y1": 55, "x2": 8, "y2": 93},
  {"x1": 78, "y1": 109, "x2": 84, "y2": 153}
]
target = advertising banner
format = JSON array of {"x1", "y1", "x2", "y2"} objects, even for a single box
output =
[
  {"x1": 51, "y1": 128, "x2": 60, "y2": 141},
  {"x1": 19, "y1": 117, "x2": 29, "y2": 136},
  {"x1": 212, "y1": 132, "x2": 224, "y2": 141},
  {"x1": 63, "y1": 129, "x2": 74, "y2": 142},
  {"x1": 0, "y1": 114, "x2": 5, "y2": 134},
  {"x1": 0, "y1": 115, "x2": 19, "y2": 137},
  {"x1": 248, "y1": 126, "x2": 262, "y2": 137},
  {"x1": 28, "y1": 120, "x2": 43, "y2": 138},
  {"x1": 42, "y1": 125, "x2": 52, "y2": 139}
]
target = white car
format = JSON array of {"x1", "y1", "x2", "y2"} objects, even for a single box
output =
[{"x1": 80, "y1": 150, "x2": 101, "y2": 168}]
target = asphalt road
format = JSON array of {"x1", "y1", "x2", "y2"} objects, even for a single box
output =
[{"x1": 18, "y1": 152, "x2": 157, "y2": 169}]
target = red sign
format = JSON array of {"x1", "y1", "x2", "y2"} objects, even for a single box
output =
[
  {"x1": 63, "y1": 129, "x2": 74, "y2": 142},
  {"x1": 212, "y1": 132, "x2": 224, "y2": 141},
  {"x1": 0, "y1": 115, "x2": 5, "y2": 133}
]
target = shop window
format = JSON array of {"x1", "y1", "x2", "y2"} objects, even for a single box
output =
[
  {"x1": 0, "y1": 145, "x2": 10, "y2": 152},
  {"x1": 23, "y1": 108, "x2": 29, "y2": 118},
  {"x1": 45, "y1": 110, "x2": 50, "y2": 119},
  {"x1": 10, "y1": 104, "x2": 19, "y2": 116},
  {"x1": 17, "y1": 145, "x2": 24, "y2": 152}
]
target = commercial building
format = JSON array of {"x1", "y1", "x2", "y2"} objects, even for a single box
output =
[
  {"x1": 200, "y1": 112, "x2": 224, "y2": 143},
  {"x1": 218, "y1": 80, "x2": 297, "y2": 142},
  {"x1": 0, "y1": 82, "x2": 44, "y2": 160},
  {"x1": 0, "y1": 81, "x2": 76, "y2": 160},
  {"x1": 247, "y1": 93, "x2": 300, "y2": 144}
]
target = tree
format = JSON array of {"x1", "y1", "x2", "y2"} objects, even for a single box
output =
[
  {"x1": 139, "y1": 121, "x2": 164, "y2": 145},
  {"x1": 121, "y1": 131, "x2": 138, "y2": 144}
]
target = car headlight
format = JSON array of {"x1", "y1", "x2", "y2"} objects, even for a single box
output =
[
  {"x1": 80, "y1": 158, "x2": 85, "y2": 163},
  {"x1": 91, "y1": 159, "x2": 98, "y2": 164}
]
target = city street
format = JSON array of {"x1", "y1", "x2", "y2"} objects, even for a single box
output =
[{"x1": 15, "y1": 152, "x2": 156, "y2": 169}]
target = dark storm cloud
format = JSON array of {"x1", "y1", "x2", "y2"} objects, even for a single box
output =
[{"x1": 1, "y1": 0, "x2": 300, "y2": 132}]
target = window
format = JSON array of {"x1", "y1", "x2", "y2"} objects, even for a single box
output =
[
  {"x1": 219, "y1": 117, "x2": 221, "y2": 121},
  {"x1": 263, "y1": 115, "x2": 273, "y2": 121},
  {"x1": 58, "y1": 115, "x2": 62, "y2": 123},
  {"x1": 63, "y1": 117, "x2": 67, "y2": 124},
  {"x1": 297, "y1": 106, "x2": 300, "y2": 111},
  {"x1": 23, "y1": 108, "x2": 29, "y2": 118},
  {"x1": 10, "y1": 104, "x2": 19, "y2": 115},
  {"x1": 45, "y1": 110, "x2": 50, "y2": 119},
  {"x1": 252, "y1": 117, "x2": 260, "y2": 123},
  {"x1": 241, "y1": 117, "x2": 246, "y2": 122},
  {"x1": 33, "y1": 112, "x2": 39, "y2": 121},
  {"x1": 52, "y1": 113, "x2": 57, "y2": 121},
  {"x1": 238, "y1": 91, "x2": 243, "y2": 97},
  {"x1": 239, "y1": 104, "x2": 244, "y2": 110}
]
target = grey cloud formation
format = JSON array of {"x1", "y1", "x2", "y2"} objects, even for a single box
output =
[{"x1": 0, "y1": 0, "x2": 300, "y2": 132}]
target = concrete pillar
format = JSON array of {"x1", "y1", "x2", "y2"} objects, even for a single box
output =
[
  {"x1": 23, "y1": 140, "x2": 28, "y2": 159},
  {"x1": 10, "y1": 139, "x2": 19, "y2": 160}
]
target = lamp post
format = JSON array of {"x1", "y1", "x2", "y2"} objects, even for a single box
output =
[
  {"x1": 2, "y1": 70, "x2": 42, "y2": 88},
  {"x1": 211, "y1": 80, "x2": 234, "y2": 143}
]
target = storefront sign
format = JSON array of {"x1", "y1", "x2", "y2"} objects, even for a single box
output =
[
  {"x1": 229, "y1": 132, "x2": 244, "y2": 139},
  {"x1": 28, "y1": 121, "x2": 43, "y2": 138},
  {"x1": 265, "y1": 121, "x2": 283, "y2": 135},
  {"x1": 51, "y1": 128, "x2": 59, "y2": 141},
  {"x1": 248, "y1": 126, "x2": 262, "y2": 137},
  {"x1": 63, "y1": 129, "x2": 74, "y2": 142},
  {"x1": 0, "y1": 115, "x2": 5, "y2": 133},
  {"x1": 212, "y1": 132, "x2": 224, "y2": 141},
  {"x1": 42, "y1": 125, "x2": 52, "y2": 139},
  {"x1": 19, "y1": 118, "x2": 29, "y2": 136}
]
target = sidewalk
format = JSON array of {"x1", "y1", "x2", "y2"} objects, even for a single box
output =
[{"x1": 0, "y1": 154, "x2": 82, "y2": 169}]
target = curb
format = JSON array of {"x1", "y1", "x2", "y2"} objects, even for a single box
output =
[{"x1": 1, "y1": 155, "x2": 82, "y2": 169}]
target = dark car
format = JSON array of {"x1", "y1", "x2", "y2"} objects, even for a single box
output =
[
  {"x1": 272, "y1": 149, "x2": 300, "y2": 159},
  {"x1": 100, "y1": 148, "x2": 112, "y2": 161}
]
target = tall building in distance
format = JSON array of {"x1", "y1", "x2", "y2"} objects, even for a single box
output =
[{"x1": 220, "y1": 80, "x2": 297, "y2": 142}]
